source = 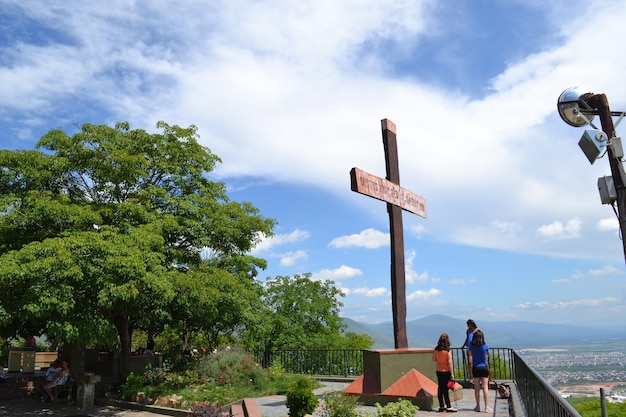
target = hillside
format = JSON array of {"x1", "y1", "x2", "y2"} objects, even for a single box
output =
[{"x1": 342, "y1": 314, "x2": 626, "y2": 349}]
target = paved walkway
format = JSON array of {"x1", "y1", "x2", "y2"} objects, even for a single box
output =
[
  {"x1": 0, "y1": 382, "x2": 511, "y2": 417},
  {"x1": 259, "y1": 382, "x2": 510, "y2": 417}
]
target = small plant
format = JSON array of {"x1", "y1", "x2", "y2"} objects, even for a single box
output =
[
  {"x1": 120, "y1": 372, "x2": 147, "y2": 400},
  {"x1": 286, "y1": 376, "x2": 319, "y2": 417},
  {"x1": 375, "y1": 399, "x2": 419, "y2": 417},
  {"x1": 143, "y1": 362, "x2": 170, "y2": 385},
  {"x1": 319, "y1": 391, "x2": 362, "y2": 417},
  {"x1": 268, "y1": 360, "x2": 286, "y2": 380}
]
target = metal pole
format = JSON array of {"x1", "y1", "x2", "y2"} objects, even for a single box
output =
[
  {"x1": 589, "y1": 94, "x2": 626, "y2": 264},
  {"x1": 600, "y1": 387, "x2": 608, "y2": 417}
]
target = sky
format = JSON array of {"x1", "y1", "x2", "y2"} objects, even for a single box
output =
[{"x1": 2, "y1": 0, "x2": 626, "y2": 330}]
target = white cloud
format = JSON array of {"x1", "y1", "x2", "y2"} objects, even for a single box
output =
[
  {"x1": 405, "y1": 249, "x2": 429, "y2": 284},
  {"x1": 407, "y1": 288, "x2": 442, "y2": 301},
  {"x1": 536, "y1": 218, "x2": 582, "y2": 240},
  {"x1": 352, "y1": 287, "x2": 389, "y2": 297},
  {"x1": 596, "y1": 217, "x2": 618, "y2": 232},
  {"x1": 569, "y1": 265, "x2": 623, "y2": 280},
  {"x1": 587, "y1": 265, "x2": 623, "y2": 278},
  {"x1": 279, "y1": 250, "x2": 308, "y2": 267},
  {"x1": 313, "y1": 265, "x2": 362, "y2": 281},
  {"x1": 516, "y1": 297, "x2": 619, "y2": 310},
  {"x1": 252, "y1": 229, "x2": 310, "y2": 253},
  {"x1": 329, "y1": 228, "x2": 389, "y2": 249}
]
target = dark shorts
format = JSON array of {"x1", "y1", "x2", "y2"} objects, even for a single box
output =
[{"x1": 473, "y1": 366, "x2": 490, "y2": 378}]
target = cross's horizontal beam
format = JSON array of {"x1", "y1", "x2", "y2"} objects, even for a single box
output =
[{"x1": 350, "y1": 167, "x2": 427, "y2": 218}]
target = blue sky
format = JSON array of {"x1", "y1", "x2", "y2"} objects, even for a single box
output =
[{"x1": 2, "y1": 0, "x2": 626, "y2": 329}]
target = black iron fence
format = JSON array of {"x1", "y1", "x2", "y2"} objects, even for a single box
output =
[
  {"x1": 451, "y1": 347, "x2": 514, "y2": 381},
  {"x1": 251, "y1": 349, "x2": 363, "y2": 377},
  {"x1": 251, "y1": 348, "x2": 582, "y2": 417},
  {"x1": 512, "y1": 349, "x2": 582, "y2": 417}
]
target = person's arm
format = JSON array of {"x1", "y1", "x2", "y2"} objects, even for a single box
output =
[{"x1": 447, "y1": 350, "x2": 454, "y2": 376}]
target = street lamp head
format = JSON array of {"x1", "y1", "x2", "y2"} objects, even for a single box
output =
[{"x1": 557, "y1": 87, "x2": 595, "y2": 127}]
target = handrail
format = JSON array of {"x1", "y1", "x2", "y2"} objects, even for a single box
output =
[
  {"x1": 512, "y1": 350, "x2": 582, "y2": 417},
  {"x1": 451, "y1": 347, "x2": 514, "y2": 381}
]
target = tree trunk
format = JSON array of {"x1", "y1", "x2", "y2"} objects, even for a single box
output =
[
  {"x1": 113, "y1": 314, "x2": 131, "y2": 379},
  {"x1": 181, "y1": 319, "x2": 189, "y2": 351}
]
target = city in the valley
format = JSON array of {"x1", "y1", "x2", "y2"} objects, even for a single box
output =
[{"x1": 518, "y1": 346, "x2": 626, "y2": 400}]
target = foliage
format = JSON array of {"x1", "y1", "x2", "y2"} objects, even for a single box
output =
[
  {"x1": 193, "y1": 351, "x2": 267, "y2": 389},
  {"x1": 119, "y1": 350, "x2": 303, "y2": 407},
  {"x1": 489, "y1": 354, "x2": 512, "y2": 380},
  {"x1": 142, "y1": 362, "x2": 170, "y2": 385},
  {"x1": 319, "y1": 391, "x2": 364, "y2": 417},
  {"x1": 242, "y1": 273, "x2": 372, "y2": 352},
  {"x1": 570, "y1": 397, "x2": 626, "y2": 417},
  {"x1": 375, "y1": 400, "x2": 419, "y2": 417},
  {"x1": 267, "y1": 360, "x2": 286, "y2": 380},
  {"x1": 286, "y1": 376, "x2": 319, "y2": 417},
  {"x1": 120, "y1": 372, "x2": 148, "y2": 400},
  {"x1": 335, "y1": 332, "x2": 374, "y2": 350},
  {"x1": 0, "y1": 121, "x2": 275, "y2": 375}
]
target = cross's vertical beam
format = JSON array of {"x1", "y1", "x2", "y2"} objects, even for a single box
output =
[{"x1": 381, "y1": 119, "x2": 408, "y2": 349}]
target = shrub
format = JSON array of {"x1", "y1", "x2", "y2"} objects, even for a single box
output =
[
  {"x1": 268, "y1": 360, "x2": 286, "y2": 380},
  {"x1": 319, "y1": 391, "x2": 363, "y2": 417},
  {"x1": 286, "y1": 376, "x2": 319, "y2": 417},
  {"x1": 194, "y1": 351, "x2": 266, "y2": 387},
  {"x1": 143, "y1": 362, "x2": 170, "y2": 385},
  {"x1": 375, "y1": 399, "x2": 419, "y2": 417},
  {"x1": 120, "y1": 372, "x2": 147, "y2": 400}
]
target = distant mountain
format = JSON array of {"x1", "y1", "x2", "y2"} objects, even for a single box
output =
[{"x1": 342, "y1": 314, "x2": 626, "y2": 349}]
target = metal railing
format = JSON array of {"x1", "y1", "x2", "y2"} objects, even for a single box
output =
[
  {"x1": 252, "y1": 348, "x2": 582, "y2": 417},
  {"x1": 251, "y1": 349, "x2": 363, "y2": 377},
  {"x1": 451, "y1": 347, "x2": 514, "y2": 381},
  {"x1": 512, "y1": 349, "x2": 582, "y2": 417}
]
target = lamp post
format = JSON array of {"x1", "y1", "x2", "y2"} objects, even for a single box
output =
[{"x1": 557, "y1": 88, "x2": 626, "y2": 264}]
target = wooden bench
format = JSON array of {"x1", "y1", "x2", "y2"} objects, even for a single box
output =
[{"x1": 35, "y1": 352, "x2": 59, "y2": 370}]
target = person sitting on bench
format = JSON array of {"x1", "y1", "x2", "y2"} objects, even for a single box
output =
[
  {"x1": 42, "y1": 360, "x2": 70, "y2": 402},
  {"x1": 36, "y1": 359, "x2": 61, "y2": 400}
]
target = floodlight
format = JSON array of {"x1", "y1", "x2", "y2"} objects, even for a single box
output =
[
  {"x1": 578, "y1": 130, "x2": 607, "y2": 164},
  {"x1": 557, "y1": 87, "x2": 595, "y2": 127}
]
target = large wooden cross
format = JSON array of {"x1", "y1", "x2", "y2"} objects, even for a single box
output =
[{"x1": 350, "y1": 119, "x2": 427, "y2": 349}]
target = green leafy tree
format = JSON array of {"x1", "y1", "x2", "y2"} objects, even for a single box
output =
[
  {"x1": 169, "y1": 264, "x2": 265, "y2": 352},
  {"x1": 242, "y1": 273, "x2": 369, "y2": 351},
  {"x1": 0, "y1": 121, "x2": 274, "y2": 375}
]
